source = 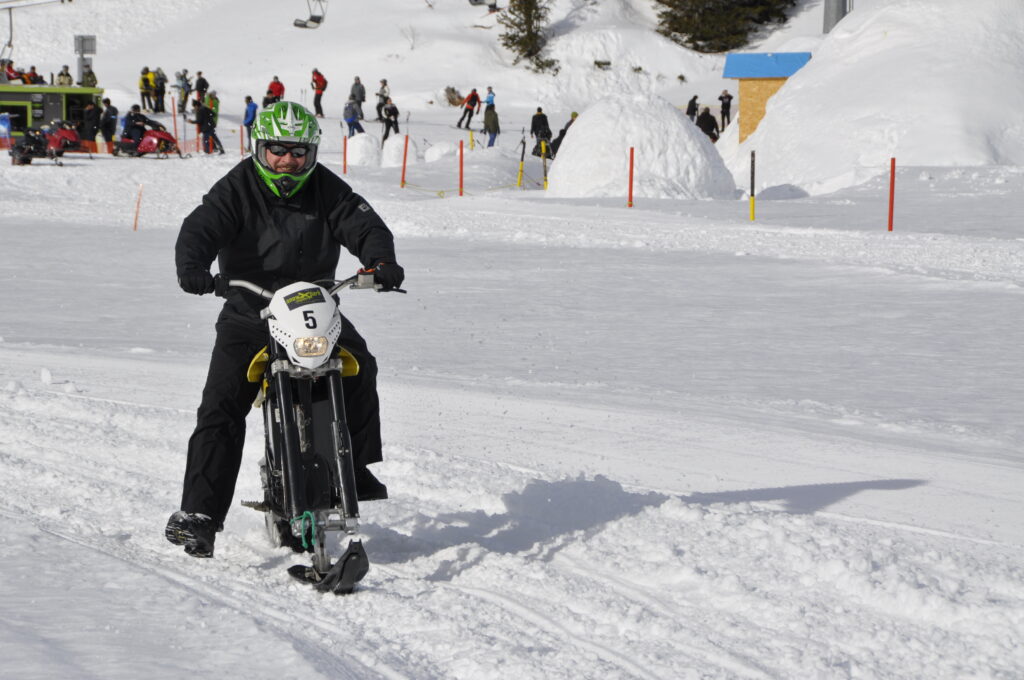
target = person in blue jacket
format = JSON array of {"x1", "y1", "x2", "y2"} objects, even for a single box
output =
[{"x1": 243, "y1": 95, "x2": 258, "y2": 151}]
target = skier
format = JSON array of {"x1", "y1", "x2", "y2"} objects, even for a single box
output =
[
  {"x1": 382, "y1": 97, "x2": 400, "y2": 143},
  {"x1": 456, "y1": 88, "x2": 481, "y2": 129},
  {"x1": 166, "y1": 101, "x2": 404, "y2": 558},
  {"x1": 343, "y1": 95, "x2": 365, "y2": 137},
  {"x1": 695, "y1": 106, "x2": 719, "y2": 143},
  {"x1": 550, "y1": 111, "x2": 578, "y2": 157},
  {"x1": 375, "y1": 78, "x2": 390, "y2": 121},
  {"x1": 350, "y1": 76, "x2": 366, "y2": 120},
  {"x1": 311, "y1": 68, "x2": 328, "y2": 118}
]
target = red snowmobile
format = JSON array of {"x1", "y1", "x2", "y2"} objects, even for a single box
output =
[
  {"x1": 8, "y1": 120, "x2": 83, "y2": 166},
  {"x1": 114, "y1": 126, "x2": 187, "y2": 158}
]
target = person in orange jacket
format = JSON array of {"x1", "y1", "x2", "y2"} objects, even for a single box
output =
[{"x1": 455, "y1": 88, "x2": 481, "y2": 129}]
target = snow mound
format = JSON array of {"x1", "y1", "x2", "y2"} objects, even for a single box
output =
[
  {"x1": 382, "y1": 135, "x2": 419, "y2": 168},
  {"x1": 548, "y1": 94, "x2": 736, "y2": 200},
  {"x1": 345, "y1": 132, "x2": 381, "y2": 167},
  {"x1": 726, "y1": 0, "x2": 1024, "y2": 195},
  {"x1": 425, "y1": 141, "x2": 457, "y2": 163}
]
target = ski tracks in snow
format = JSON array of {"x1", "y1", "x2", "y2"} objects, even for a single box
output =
[{"x1": 1, "y1": 378, "x2": 1023, "y2": 678}]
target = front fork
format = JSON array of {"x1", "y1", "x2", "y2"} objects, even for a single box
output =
[{"x1": 272, "y1": 369, "x2": 361, "y2": 535}]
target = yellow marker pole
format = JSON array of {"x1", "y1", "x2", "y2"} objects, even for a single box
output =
[
  {"x1": 541, "y1": 140, "x2": 549, "y2": 190},
  {"x1": 749, "y1": 150, "x2": 756, "y2": 221},
  {"x1": 469, "y1": 130, "x2": 475, "y2": 150},
  {"x1": 516, "y1": 134, "x2": 525, "y2": 188}
]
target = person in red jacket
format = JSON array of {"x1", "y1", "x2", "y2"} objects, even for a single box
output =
[
  {"x1": 310, "y1": 68, "x2": 328, "y2": 118},
  {"x1": 263, "y1": 75, "x2": 285, "y2": 107},
  {"x1": 455, "y1": 88, "x2": 481, "y2": 129}
]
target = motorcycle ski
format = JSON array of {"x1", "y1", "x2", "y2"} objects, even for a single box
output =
[
  {"x1": 114, "y1": 126, "x2": 188, "y2": 158},
  {"x1": 220, "y1": 271, "x2": 402, "y2": 594}
]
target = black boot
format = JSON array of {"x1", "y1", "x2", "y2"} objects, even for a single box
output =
[
  {"x1": 355, "y1": 467, "x2": 388, "y2": 501},
  {"x1": 165, "y1": 511, "x2": 218, "y2": 558}
]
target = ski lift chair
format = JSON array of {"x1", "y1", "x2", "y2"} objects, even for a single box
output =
[{"x1": 294, "y1": 0, "x2": 327, "y2": 28}]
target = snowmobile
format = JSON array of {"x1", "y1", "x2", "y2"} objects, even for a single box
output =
[
  {"x1": 113, "y1": 126, "x2": 187, "y2": 158},
  {"x1": 8, "y1": 120, "x2": 82, "y2": 166},
  {"x1": 218, "y1": 270, "x2": 403, "y2": 594}
]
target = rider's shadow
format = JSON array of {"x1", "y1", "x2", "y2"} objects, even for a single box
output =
[{"x1": 365, "y1": 475, "x2": 926, "y2": 577}]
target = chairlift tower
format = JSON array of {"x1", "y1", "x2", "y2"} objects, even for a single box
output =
[{"x1": 1, "y1": 0, "x2": 74, "y2": 63}]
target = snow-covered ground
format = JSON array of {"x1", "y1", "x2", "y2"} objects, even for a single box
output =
[{"x1": 2, "y1": 1, "x2": 1023, "y2": 678}]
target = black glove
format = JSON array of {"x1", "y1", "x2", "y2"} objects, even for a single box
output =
[
  {"x1": 178, "y1": 270, "x2": 215, "y2": 295},
  {"x1": 372, "y1": 261, "x2": 405, "y2": 291}
]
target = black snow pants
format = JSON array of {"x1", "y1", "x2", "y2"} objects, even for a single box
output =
[{"x1": 180, "y1": 308, "x2": 382, "y2": 524}]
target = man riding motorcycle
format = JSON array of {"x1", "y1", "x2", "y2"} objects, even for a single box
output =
[{"x1": 166, "y1": 101, "x2": 405, "y2": 558}]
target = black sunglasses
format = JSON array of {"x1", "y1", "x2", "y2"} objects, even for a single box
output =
[{"x1": 265, "y1": 143, "x2": 310, "y2": 158}]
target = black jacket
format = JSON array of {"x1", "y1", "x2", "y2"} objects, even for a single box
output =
[
  {"x1": 101, "y1": 105, "x2": 119, "y2": 129},
  {"x1": 175, "y1": 160, "x2": 397, "y2": 322},
  {"x1": 530, "y1": 113, "x2": 551, "y2": 139},
  {"x1": 193, "y1": 105, "x2": 216, "y2": 133}
]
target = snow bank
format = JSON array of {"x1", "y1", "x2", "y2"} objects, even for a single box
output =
[
  {"x1": 345, "y1": 132, "x2": 381, "y2": 167},
  {"x1": 382, "y1": 134, "x2": 419, "y2": 168},
  {"x1": 548, "y1": 94, "x2": 737, "y2": 200},
  {"x1": 725, "y1": 0, "x2": 1024, "y2": 195}
]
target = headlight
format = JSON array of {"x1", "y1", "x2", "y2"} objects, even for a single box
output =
[{"x1": 293, "y1": 336, "x2": 329, "y2": 357}]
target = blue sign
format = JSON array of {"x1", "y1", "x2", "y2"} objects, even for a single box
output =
[{"x1": 0, "y1": 113, "x2": 10, "y2": 140}]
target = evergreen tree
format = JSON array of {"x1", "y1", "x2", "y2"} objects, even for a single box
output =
[
  {"x1": 655, "y1": 0, "x2": 796, "y2": 53},
  {"x1": 498, "y1": 0, "x2": 559, "y2": 73}
]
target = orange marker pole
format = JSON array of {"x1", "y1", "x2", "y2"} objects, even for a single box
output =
[
  {"x1": 888, "y1": 157, "x2": 896, "y2": 232},
  {"x1": 459, "y1": 139, "x2": 464, "y2": 197},
  {"x1": 132, "y1": 184, "x2": 144, "y2": 231},
  {"x1": 400, "y1": 135, "x2": 409, "y2": 187},
  {"x1": 343, "y1": 134, "x2": 348, "y2": 174},
  {"x1": 627, "y1": 146, "x2": 635, "y2": 208}
]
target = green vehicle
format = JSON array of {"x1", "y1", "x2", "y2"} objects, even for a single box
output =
[{"x1": 0, "y1": 82, "x2": 103, "y2": 139}]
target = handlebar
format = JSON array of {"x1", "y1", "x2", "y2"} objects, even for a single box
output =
[{"x1": 212, "y1": 270, "x2": 405, "y2": 300}]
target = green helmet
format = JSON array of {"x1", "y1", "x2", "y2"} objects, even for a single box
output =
[{"x1": 251, "y1": 101, "x2": 321, "y2": 197}]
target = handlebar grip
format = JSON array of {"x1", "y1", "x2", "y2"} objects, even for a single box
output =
[{"x1": 213, "y1": 274, "x2": 230, "y2": 298}]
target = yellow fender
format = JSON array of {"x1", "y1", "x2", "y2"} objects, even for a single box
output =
[{"x1": 247, "y1": 346, "x2": 361, "y2": 407}]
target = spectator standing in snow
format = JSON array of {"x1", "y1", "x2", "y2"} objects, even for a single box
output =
[
  {"x1": 456, "y1": 88, "x2": 481, "y2": 129},
  {"x1": 483, "y1": 101, "x2": 500, "y2": 147},
  {"x1": 100, "y1": 98, "x2": 119, "y2": 145},
  {"x1": 79, "y1": 63, "x2": 98, "y2": 88},
  {"x1": 174, "y1": 70, "x2": 192, "y2": 113},
  {"x1": 483, "y1": 86, "x2": 495, "y2": 108},
  {"x1": 685, "y1": 95, "x2": 698, "y2": 122},
  {"x1": 194, "y1": 71, "x2": 209, "y2": 103},
  {"x1": 243, "y1": 95, "x2": 258, "y2": 151},
  {"x1": 190, "y1": 98, "x2": 224, "y2": 154},
  {"x1": 139, "y1": 67, "x2": 155, "y2": 111},
  {"x1": 350, "y1": 76, "x2": 366, "y2": 120},
  {"x1": 375, "y1": 79, "x2": 390, "y2": 121},
  {"x1": 530, "y1": 106, "x2": 553, "y2": 158},
  {"x1": 56, "y1": 65, "x2": 73, "y2": 86},
  {"x1": 311, "y1": 68, "x2": 328, "y2": 118},
  {"x1": 381, "y1": 97, "x2": 400, "y2": 143},
  {"x1": 718, "y1": 89, "x2": 733, "y2": 128},
  {"x1": 205, "y1": 90, "x2": 221, "y2": 126},
  {"x1": 343, "y1": 95, "x2": 364, "y2": 137},
  {"x1": 80, "y1": 101, "x2": 100, "y2": 144},
  {"x1": 265, "y1": 75, "x2": 285, "y2": 107},
  {"x1": 153, "y1": 68, "x2": 168, "y2": 113},
  {"x1": 696, "y1": 106, "x2": 719, "y2": 143}
]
